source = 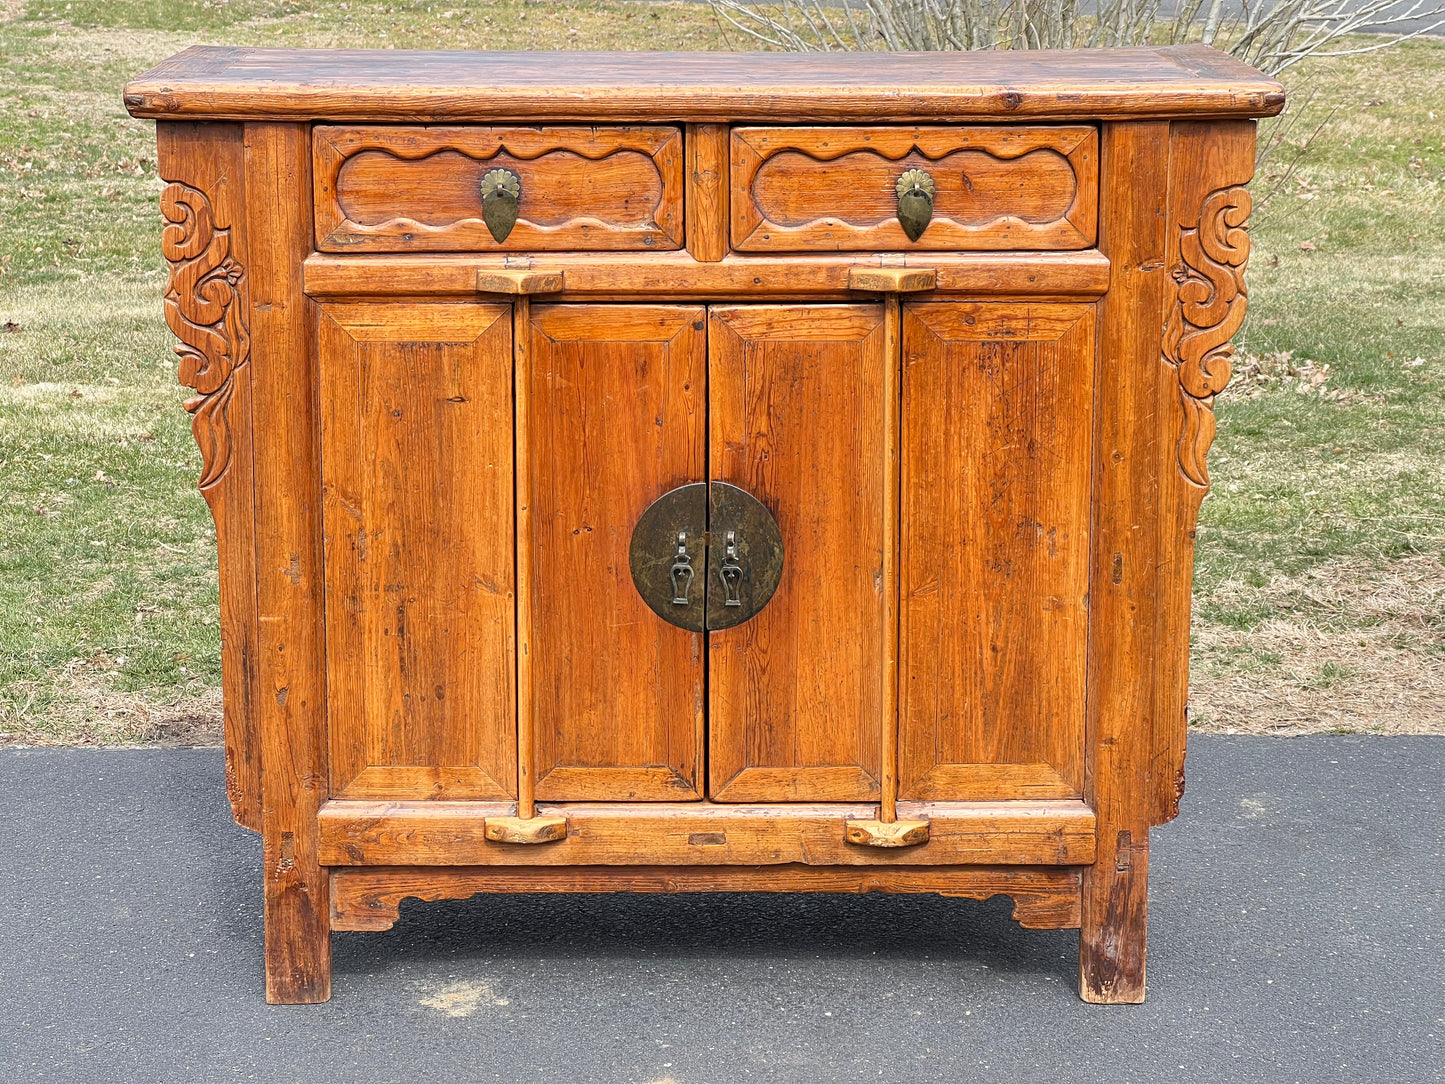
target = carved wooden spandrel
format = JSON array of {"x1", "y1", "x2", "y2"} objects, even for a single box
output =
[
  {"x1": 1165, "y1": 184, "x2": 1251, "y2": 490},
  {"x1": 161, "y1": 180, "x2": 250, "y2": 491}
]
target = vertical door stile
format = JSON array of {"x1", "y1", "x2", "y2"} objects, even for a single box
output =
[
  {"x1": 513, "y1": 295, "x2": 535, "y2": 821},
  {"x1": 880, "y1": 293, "x2": 902, "y2": 825}
]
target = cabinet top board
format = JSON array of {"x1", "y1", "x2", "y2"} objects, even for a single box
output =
[{"x1": 123, "y1": 44, "x2": 1283, "y2": 124}]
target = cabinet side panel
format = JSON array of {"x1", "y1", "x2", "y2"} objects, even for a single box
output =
[
  {"x1": 708, "y1": 304, "x2": 885, "y2": 803},
  {"x1": 244, "y1": 121, "x2": 331, "y2": 1004},
  {"x1": 529, "y1": 304, "x2": 707, "y2": 801},
  {"x1": 319, "y1": 302, "x2": 517, "y2": 801},
  {"x1": 899, "y1": 302, "x2": 1094, "y2": 801},
  {"x1": 156, "y1": 121, "x2": 261, "y2": 832},
  {"x1": 1152, "y1": 120, "x2": 1256, "y2": 825}
]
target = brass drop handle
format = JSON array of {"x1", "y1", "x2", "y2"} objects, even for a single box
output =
[
  {"x1": 479, "y1": 167, "x2": 522, "y2": 243},
  {"x1": 895, "y1": 168, "x2": 935, "y2": 243},
  {"x1": 719, "y1": 530, "x2": 744, "y2": 607},
  {"x1": 669, "y1": 531, "x2": 695, "y2": 605}
]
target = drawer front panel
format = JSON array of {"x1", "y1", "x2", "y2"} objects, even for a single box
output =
[
  {"x1": 314, "y1": 125, "x2": 684, "y2": 253},
  {"x1": 899, "y1": 301, "x2": 1094, "y2": 802},
  {"x1": 731, "y1": 126, "x2": 1097, "y2": 252}
]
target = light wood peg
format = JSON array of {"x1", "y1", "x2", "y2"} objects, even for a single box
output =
[
  {"x1": 847, "y1": 267, "x2": 938, "y2": 293},
  {"x1": 483, "y1": 815, "x2": 568, "y2": 844},
  {"x1": 845, "y1": 818, "x2": 931, "y2": 848},
  {"x1": 475, "y1": 269, "x2": 566, "y2": 295}
]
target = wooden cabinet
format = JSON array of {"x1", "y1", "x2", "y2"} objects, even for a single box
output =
[{"x1": 125, "y1": 47, "x2": 1283, "y2": 1005}]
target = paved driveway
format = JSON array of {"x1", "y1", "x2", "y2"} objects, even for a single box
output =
[{"x1": 1, "y1": 735, "x2": 1441, "y2": 1083}]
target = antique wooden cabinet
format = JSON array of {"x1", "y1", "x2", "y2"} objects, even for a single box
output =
[{"x1": 123, "y1": 46, "x2": 1282, "y2": 1004}]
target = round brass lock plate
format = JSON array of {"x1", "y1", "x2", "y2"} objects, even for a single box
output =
[
  {"x1": 628, "y1": 482, "x2": 784, "y2": 631},
  {"x1": 706, "y1": 481, "x2": 784, "y2": 631},
  {"x1": 629, "y1": 482, "x2": 707, "y2": 632}
]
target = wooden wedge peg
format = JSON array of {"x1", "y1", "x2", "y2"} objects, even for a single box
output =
[
  {"x1": 475, "y1": 269, "x2": 565, "y2": 295},
  {"x1": 483, "y1": 815, "x2": 568, "y2": 844},
  {"x1": 845, "y1": 818, "x2": 931, "y2": 848},
  {"x1": 847, "y1": 267, "x2": 938, "y2": 293}
]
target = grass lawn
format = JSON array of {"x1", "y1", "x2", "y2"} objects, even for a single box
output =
[{"x1": 0, "y1": 1, "x2": 1441, "y2": 744}]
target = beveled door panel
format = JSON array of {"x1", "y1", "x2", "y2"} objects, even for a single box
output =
[
  {"x1": 899, "y1": 302, "x2": 1095, "y2": 801},
  {"x1": 708, "y1": 304, "x2": 886, "y2": 802},
  {"x1": 319, "y1": 301, "x2": 516, "y2": 800},
  {"x1": 529, "y1": 304, "x2": 707, "y2": 800}
]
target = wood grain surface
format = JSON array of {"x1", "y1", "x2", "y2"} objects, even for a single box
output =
[
  {"x1": 156, "y1": 121, "x2": 260, "y2": 833},
  {"x1": 732, "y1": 126, "x2": 1096, "y2": 252},
  {"x1": 527, "y1": 304, "x2": 707, "y2": 801},
  {"x1": 318, "y1": 301, "x2": 517, "y2": 802},
  {"x1": 686, "y1": 123, "x2": 729, "y2": 262},
  {"x1": 1078, "y1": 121, "x2": 1171, "y2": 1005},
  {"x1": 302, "y1": 251, "x2": 1112, "y2": 300},
  {"x1": 317, "y1": 799, "x2": 1097, "y2": 867},
  {"x1": 243, "y1": 122, "x2": 331, "y2": 1005},
  {"x1": 1153, "y1": 120, "x2": 1257, "y2": 826},
  {"x1": 123, "y1": 46, "x2": 1285, "y2": 123},
  {"x1": 708, "y1": 305, "x2": 886, "y2": 803},
  {"x1": 898, "y1": 302, "x2": 1094, "y2": 802},
  {"x1": 331, "y1": 864, "x2": 1084, "y2": 932},
  {"x1": 313, "y1": 125, "x2": 683, "y2": 253}
]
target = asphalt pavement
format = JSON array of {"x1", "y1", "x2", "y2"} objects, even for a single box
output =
[{"x1": 1, "y1": 735, "x2": 1441, "y2": 1084}]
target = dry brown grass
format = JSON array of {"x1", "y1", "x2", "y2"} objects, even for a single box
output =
[
  {"x1": 1191, "y1": 555, "x2": 1445, "y2": 734},
  {"x1": 0, "y1": 661, "x2": 222, "y2": 746}
]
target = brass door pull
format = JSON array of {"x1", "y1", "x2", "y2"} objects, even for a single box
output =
[
  {"x1": 719, "y1": 531, "x2": 743, "y2": 607},
  {"x1": 670, "y1": 531, "x2": 695, "y2": 605},
  {"x1": 480, "y1": 167, "x2": 522, "y2": 243},
  {"x1": 895, "y1": 168, "x2": 935, "y2": 243}
]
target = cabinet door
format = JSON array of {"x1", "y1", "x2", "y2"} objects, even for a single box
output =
[
  {"x1": 319, "y1": 301, "x2": 517, "y2": 800},
  {"x1": 708, "y1": 305, "x2": 886, "y2": 802},
  {"x1": 528, "y1": 304, "x2": 707, "y2": 800},
  {"x1": 899, "y1": 301, "x2": 1094, "y2": 801}
]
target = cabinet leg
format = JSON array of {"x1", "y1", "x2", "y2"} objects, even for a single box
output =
[
  {"x1": 1079, "y1": 828, "x2": 1148, "y2": 1004},
  {"x1": 263, "y1": 850, "x2": 332, "y2": 1004}
]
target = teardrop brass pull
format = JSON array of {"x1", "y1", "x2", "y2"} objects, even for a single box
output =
[
  {"x1": 895, "y1": 168, "x2": 935, "y2": 243},
  {"x1": 479, "y1": 167, "x2": 521, "y2": 243}
]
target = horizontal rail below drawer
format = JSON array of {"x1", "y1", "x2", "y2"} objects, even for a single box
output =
[
  {"x1": 302, "y1": 251, "x2": 1110, "y2": 300},
  {"x1": 330, "y1": 863, "x2": 1085, "y2": 932},
  {"x1": 316, "y1": 799, "x2": 1096, "y2": 868}
]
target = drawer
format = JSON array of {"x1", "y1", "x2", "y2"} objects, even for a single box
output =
[
  {"x1": 730, "y1": 125, "x2": 1097, "y2": 252},
  {"x1": 313, "y1": 125, "x2": 684, "y2": 253}
]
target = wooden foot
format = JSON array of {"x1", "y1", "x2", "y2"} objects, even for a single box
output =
[
  {"x1": 264, "y1": 845, "x2": 332, "y2": 1004},
  {"x1": 1078, "y1": 828, "x2": 1148, "y2": 1004}
]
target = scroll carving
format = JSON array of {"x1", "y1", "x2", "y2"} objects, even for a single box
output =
[
  {"x1": 1164, "y1": 185, "x2": 1251, "y2": 489},
  {"x1": 161, "y1": 181, "x2": 249, "y2": 490}
]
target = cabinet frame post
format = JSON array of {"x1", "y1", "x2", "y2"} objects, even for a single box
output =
[
  {"x1": 880, "y1": 292, "x2": 902, "y2": 824},
  {"x1": 245, "y1": 121, "x2": 333, "y2": 1004},
  {"x1": 513, "y1": 293, "x2": 537, "y2": 821},
  {"x1": 1080, "y1": 120, "x2": 1171, "y2": 1004}
]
